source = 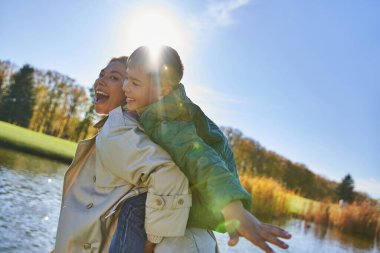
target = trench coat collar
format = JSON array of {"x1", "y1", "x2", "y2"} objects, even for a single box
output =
[
  {"x1": 93, "y1": 116, "x2": 108, "y2": 129},
  {"x1": 92, "y1": 106, "x2": 143, "y2": 131}
]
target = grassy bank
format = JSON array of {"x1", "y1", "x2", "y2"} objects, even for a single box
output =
[
  {"x1": 240, "y1": 175, "x2": 380, "y2": 239},
  {"x1": 0, "y1": 121, "x2": 76, "y2": 163}
]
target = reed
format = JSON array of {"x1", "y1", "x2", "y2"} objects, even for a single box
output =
[
  {"x1": 302, "y1": 200, "x2": 380, "y2": 238},
  {"x1": 240, "y1": 175, "x2": 293, "y2": 221},
  {"x1": 328, "y1": 201, "x2": 380, "y2": 239},
  {"x1": 240, "y1": 174, "x2": 380, "y2": 239}
]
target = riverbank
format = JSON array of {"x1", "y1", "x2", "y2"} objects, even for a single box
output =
[
  {"x1": 241, "y1": 175, "x2": 380, "y2": 240},
  {"x1": 0, "y1": 121, "x2": 76, "y2": 163}
]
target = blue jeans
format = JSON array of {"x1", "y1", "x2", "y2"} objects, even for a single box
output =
[{"x1": 109, "y1": 192, "x2": 148, "y2": 253}]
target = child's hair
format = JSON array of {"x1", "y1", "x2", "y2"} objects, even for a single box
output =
[
  {"x1": 127, "y1": 46, "x2": 184, "y2": 87},
  {"x1": 109, "y1": 56, "x2": 129, "y2": 69}
]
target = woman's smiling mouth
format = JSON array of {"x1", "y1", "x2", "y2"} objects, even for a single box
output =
[{"x1": 96, "y1": 90, "x2": 109, "y2": 103}]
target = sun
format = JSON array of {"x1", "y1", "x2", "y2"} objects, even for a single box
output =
[{"x1": 121, "y1": 5, "x2": 189, "y2": 57}]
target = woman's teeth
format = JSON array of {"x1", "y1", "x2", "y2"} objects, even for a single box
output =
[
  {"x1": 95, "y1": 90, "x2": 109, "y2": 103},
  {"x1": 96, "y1": 90, "x2": 109, "y2": 96}
]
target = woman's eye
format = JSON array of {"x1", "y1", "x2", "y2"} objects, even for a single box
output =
[{"x1": 110, "y1": 75, "x2": 119, "y2": 81}]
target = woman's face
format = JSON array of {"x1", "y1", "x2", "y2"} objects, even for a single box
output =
[{"x1": 94, "y1": 61, "x2": 126, "y2": 115}]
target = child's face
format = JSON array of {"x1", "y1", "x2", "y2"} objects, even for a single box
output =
[{"x1": 123, "y1": 67, "x2": 160, "y2": 112}]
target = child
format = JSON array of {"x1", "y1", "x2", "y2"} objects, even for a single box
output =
[{"x1": 119, "y1": 46, "x2": 291, "y2": 252}]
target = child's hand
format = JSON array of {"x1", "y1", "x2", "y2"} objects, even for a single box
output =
[
  {"x1": 222, "y1": 201, "x2": 291, "y2": 253},
  {"x1": 144, "y1": 241, "x2": 156, "y2": 253}
]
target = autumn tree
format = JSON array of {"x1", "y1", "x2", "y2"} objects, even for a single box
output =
[
  {"x1": 74, "y1": 87, "x2": 96, "y2": 141},
  {"x1": 28, "y1": 69, "x2": 50, "y2": 130},
  {"x1": 0, "y1": 64, "x2": 35, "y2": 127},
  {"x1": 221, "y1": 126, "x2": 339, "y2": 200},
  {"x1": 0, "y1": 70, "x2": 4, "y2": 93},
  {"x1": 337, "y1": 174, "x2": 355, "y2": 203},
  {"x1": 0, "y1": 60, "x2": 15, "y2": 102}
]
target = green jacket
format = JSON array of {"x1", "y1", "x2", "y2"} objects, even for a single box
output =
[{"x1": 139, "y1": 84, "x2": 251, "y2": 232}]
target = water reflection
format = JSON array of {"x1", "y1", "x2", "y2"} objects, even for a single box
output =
[
  {"x1": 0, "y1": 147, "x2": 378, "y2": 253},
  {"x1": 0, "y1": 147, "x2": 67, "y2": 253},
  {"x1": 0, "y1": 147, "x2": 68, "y2": 175},
  {"x1": 217, "y1": 219, "x2": 379, "y2": 253}
]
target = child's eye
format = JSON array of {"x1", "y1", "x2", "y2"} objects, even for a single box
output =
[
  {"x1": 110, "y1": 75, "x2": 119, "y2": 81},
  {"x1": 133, "y1": 82, "x2": 139, "y2": 86}
]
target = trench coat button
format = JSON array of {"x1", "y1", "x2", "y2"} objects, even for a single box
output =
[
  {"x1": 86, "y1": 203, "x2": 93, "y2": 209},
  {"x1": 83, "y1": 243, "x2": 91, "y2": 249},
  {"x1": 155, "y1": 199, "x2": 162, "y2": 206},
  {"x1": 178, "y1": 198, "x2": 184, "y2": 205},
  {"x1": 93, "y1": 176, "x2": 96, "y2": 183}
]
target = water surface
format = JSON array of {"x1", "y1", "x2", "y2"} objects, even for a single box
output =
[{"x1": 0, "y1": 147, "x2": 378, "y2": 253}]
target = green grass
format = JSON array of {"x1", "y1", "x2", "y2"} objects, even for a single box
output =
[{"x1": 0, "y1": 121, "x2": 76, "y2": 162}]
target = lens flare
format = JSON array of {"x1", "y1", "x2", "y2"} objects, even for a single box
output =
[{"x1": 121, "y1": 5, "x2": 189, "y2": 58}]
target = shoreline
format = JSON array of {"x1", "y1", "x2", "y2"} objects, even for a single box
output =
[
  {"x1": 0, "y1": 121, "x2": 76, "y2": 164},
  {"x1": 0, "y1": 140, "x2": 73, "y2": 164}
]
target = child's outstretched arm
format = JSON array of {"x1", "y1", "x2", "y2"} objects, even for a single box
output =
[
  {"x1": 222, "y1": 201, "x2": 291, "y2": 253},
  {"x1": 140, "y1": 118, "x2": 292, "y2": 251}
]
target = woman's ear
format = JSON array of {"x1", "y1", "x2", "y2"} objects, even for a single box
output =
[{"x1": 161, "y1": 85, "x2": 173, "y2": 97}]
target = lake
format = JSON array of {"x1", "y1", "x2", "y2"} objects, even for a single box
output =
[{"x1": 0, "y1": 147, "x2": 378, "y2": 253}]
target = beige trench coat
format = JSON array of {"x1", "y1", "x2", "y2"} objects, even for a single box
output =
[{"x1": 54, "y1": 106, "x2": 192, "y2": 252}]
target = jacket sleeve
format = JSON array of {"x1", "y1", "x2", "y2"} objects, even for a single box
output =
[
  {"x1": 96, "y1": 108, "x2": 191, "y2": 240},
  {"x1": 147, "y1": 120, "x2": 251, "y2": 217}
]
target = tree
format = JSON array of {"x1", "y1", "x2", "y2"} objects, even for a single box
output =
[
  {"x1": 74, "y1": 87, "x2": 96, "y2": 141},
  {"x1": 0, "y1": 60, "x2": 15, "y2": 102},
  {"x1": 337, "y1": 174, "x2": 355, "y2": 203},
  {"x1": 0, "y1": 72, "x2": 4, "y2": 98},
  {"x1": 57, "y1": 85, "x2": 88, "y2": 139},
  {"x1": 0, "y1": 64, "x2": 35, "y2": 127}
]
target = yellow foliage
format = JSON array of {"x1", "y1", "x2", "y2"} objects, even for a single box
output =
[{"x1": 239, "y1": 173, "x2": 380, "y2": 239}]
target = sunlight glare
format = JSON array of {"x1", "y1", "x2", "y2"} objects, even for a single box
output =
[{"x1": 122, "y1": 6, "x2": 189, "y2": 57}]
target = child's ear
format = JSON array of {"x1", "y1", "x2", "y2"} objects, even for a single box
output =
[{"x1": 161, "y1": 85, "x2": 173, "y2": 97}]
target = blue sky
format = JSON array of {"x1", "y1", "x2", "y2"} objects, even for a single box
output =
[{"x1": 1, "y1": 0, "x2": 379, "y2": 198}]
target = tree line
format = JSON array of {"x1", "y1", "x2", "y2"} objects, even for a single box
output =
[
  {"x1": 222, "y1": 127, "x2": 368, "y2": 202},
  {"x1": 0, "y1": 59, "x2": 367, "y2": 203},
  {"x1": 0, "y1": 60, "x2": 97, "y2": 141}
]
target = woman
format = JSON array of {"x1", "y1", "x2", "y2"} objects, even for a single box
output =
[{"x1": 53, "y1": 57, "x2": 217, "y2": 253}]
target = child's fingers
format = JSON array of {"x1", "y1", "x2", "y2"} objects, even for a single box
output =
[
  {"x1": 227, "y1": 230, "x2": 239, "y2": 246},
  {"x1": 224, "y1": 219, "x2": 241, "y2": 246},
  {"x1": 258, "y1": 229, "x2": 289, "y2": 250},
  {"x1": 244, "y1": 232, "x2": 275, "y2": 253},
  {"x1": 262, "y1": 224, "x2": 292, "y2": 239}
]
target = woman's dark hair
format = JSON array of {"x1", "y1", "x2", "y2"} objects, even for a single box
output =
[{"x1": 109, "y1": 56, "x2": 128, "y2": 69}]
